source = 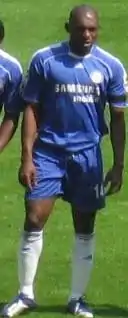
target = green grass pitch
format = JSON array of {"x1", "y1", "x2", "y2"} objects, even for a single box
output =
[{"x1": 0, "y1": 0, "x2": 128, "y2": 318}]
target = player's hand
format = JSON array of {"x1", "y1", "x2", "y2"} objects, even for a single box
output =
[
  {"x1": 18, "y1": 160, "x2": 37, "y2": 190},
  {"x1": 104, "y1": 165, "x2": 123, "y2": 196}
]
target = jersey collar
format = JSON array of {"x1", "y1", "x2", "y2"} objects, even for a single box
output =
[{"x1": 67, "y1": 42, "x2": 96, "y2": 59}]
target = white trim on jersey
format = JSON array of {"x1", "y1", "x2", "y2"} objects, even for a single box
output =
[
  {"x1": 31, "y1": 41, "x2": 65, "y2": 60},
  {"x1": 0, "y1": 49, "x2": 23, "y2": 74},
  {"x1": 0, "y1": 64, "x2": 11, "y2": 80},
  {"x1": 68, "y1": 51, "x2": 91, "y2": 59},
  {"x1": 31, "y1": 42, "x2": 93, "y2": 70},
  {"x1": 95, "y1": 46, "x2": 126, "y2": 75}
]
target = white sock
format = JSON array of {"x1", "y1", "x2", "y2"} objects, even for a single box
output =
[
  {"x1": 18, "y1": 230, "x2": 43, "y2": 299},
  {"x1": 69, "y1": 233, "x2": 95, "y2": 301}
]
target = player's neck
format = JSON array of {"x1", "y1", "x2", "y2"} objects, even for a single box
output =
[{"x1": 69, "y1": 41, "x2": 93, "y2": 57}]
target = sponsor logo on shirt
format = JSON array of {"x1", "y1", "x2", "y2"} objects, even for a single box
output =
[{"x1": 55, "y1": 83, "x2": 100, "y2": 103}]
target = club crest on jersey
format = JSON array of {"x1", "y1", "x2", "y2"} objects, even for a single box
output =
[{"x1": 90, "y1": 71, "x2": 103, "y2": 84}]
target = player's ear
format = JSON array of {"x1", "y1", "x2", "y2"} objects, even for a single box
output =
[
  {"x1": 0, "y1": 20, "x2": 5, "y2": 43},
  {"x1": 65, "y1": 21, "x2": 69, "y2": 33}
]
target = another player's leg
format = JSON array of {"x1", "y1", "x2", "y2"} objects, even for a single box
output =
[{"x1": 2, "y1": 197, "x2": 56, "y2": 318}]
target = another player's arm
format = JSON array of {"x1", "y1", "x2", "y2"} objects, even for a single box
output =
[
  {"x1": 104, "y1": 63, "x2": 127, "y2": 195},
  {"x1": 0, "y1": 63, "x2": 23, "y2": 152},
  {"x1": 0, "y1": 112, "x2": 19, "y2": 152}
]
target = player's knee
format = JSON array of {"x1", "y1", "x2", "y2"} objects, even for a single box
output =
[
  {"x1": 72, "y1": 210, "x2": 97, "y2": 235},
  {"x1": 84, "y1": 219, "x2": 95, "y2": 234},
  {"x1": 24, "y1": 212, "x2": 43, "y2": 231},
  {"x1": 24, "y1": 205, "x2": 44, "y2": 231},
  {"x1": 24, "y1": 200, "x2": 46, "y2": 231}
]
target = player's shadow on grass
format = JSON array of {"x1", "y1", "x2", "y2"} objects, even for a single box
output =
[
  {"x1": 20, "y1": 304, "x2": 66, "y2": 316},
  {"x1": 92, "y1": 304, "x2": 128, "y2": 317},
  {"x1": 0, "y1": 303, "x2": 65, "y2": 317},
  {"x1": 1, "y1": 303, "x2": 128, "y2": 317},
  {"x1": 20, "y1": 303, "x2": 128, "y2": 317}
]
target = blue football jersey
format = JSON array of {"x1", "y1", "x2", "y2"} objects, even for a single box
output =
[
  {"x1": 23, "y1": 41, "x2": 127, "y2": 152},
  {"x1": 0, "y1": 49, "x2": 23, "y2": 116}
]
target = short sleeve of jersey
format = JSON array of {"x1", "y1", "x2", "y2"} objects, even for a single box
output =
[
  {"x1": 22, "y1": 52, "x2": 44, "y2": 104},
  {"x1": 107, "y1": 59, "x2": 128, "y2": 108},
  {"x1": 4, "y1": 62, "x2": 23, "y2": 115}
]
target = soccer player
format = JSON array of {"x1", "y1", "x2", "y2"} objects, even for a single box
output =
[
  {"x1": 0, "y1": 20, "x2": 23, "y2": 151},
  {"x1": 2, "y1": 4, "x2": 127, "y2": 318}
]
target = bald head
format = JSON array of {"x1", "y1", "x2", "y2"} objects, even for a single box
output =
[
  {"x1": 65, "y1": 4, "x2": 99, "y2": 56},
  {"x1": 69, "y1": 4, "x2": 99, "y2": 25}
]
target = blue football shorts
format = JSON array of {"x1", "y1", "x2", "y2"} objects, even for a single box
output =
[{"x1": 25, "y1": 144, "x2": 105, "y2": 212}]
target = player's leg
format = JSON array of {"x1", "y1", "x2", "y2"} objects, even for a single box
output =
[
  {"x1": 68, "y1": 210, "x2": 96, "y2": 318},
  {"x1": 18, "y1": 197, "x2": 56, "y2": 300},
  {"x1": 1, "y1": 199, "x2": 56, "y2": 318},
  {"x1": 2, "y1": 151, "x2": 64, "y2": 317},
  {"x1": 67, "y1": 209, "x2": 96, "y2": 318},
  {"x1": 66, "y1": 145, "x2": 105, "y2": 317}
]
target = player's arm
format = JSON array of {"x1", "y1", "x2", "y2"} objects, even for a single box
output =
[
  {"x1": 0, "y1": 112, "x2": 19, "y2": 152},
  {"x1": 19, "y1": 53, "x2": 43, "y2": 189},
  {"x1": 104, "y1": 62, "x2": 127, "y2": 195},
  {"x1": 0, "y1": 63, "x2": 23, "y2": 152},
  {"x1": 21, "y1": 104, "x2": 38, "y2": 163},
  {"x1": 110, "y1": 105, "x2": 125, "y2": 170}
]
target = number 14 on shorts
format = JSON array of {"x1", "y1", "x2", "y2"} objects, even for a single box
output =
[{"x1": 94, "y1": 184, "x2": 104, "y2": 199}]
